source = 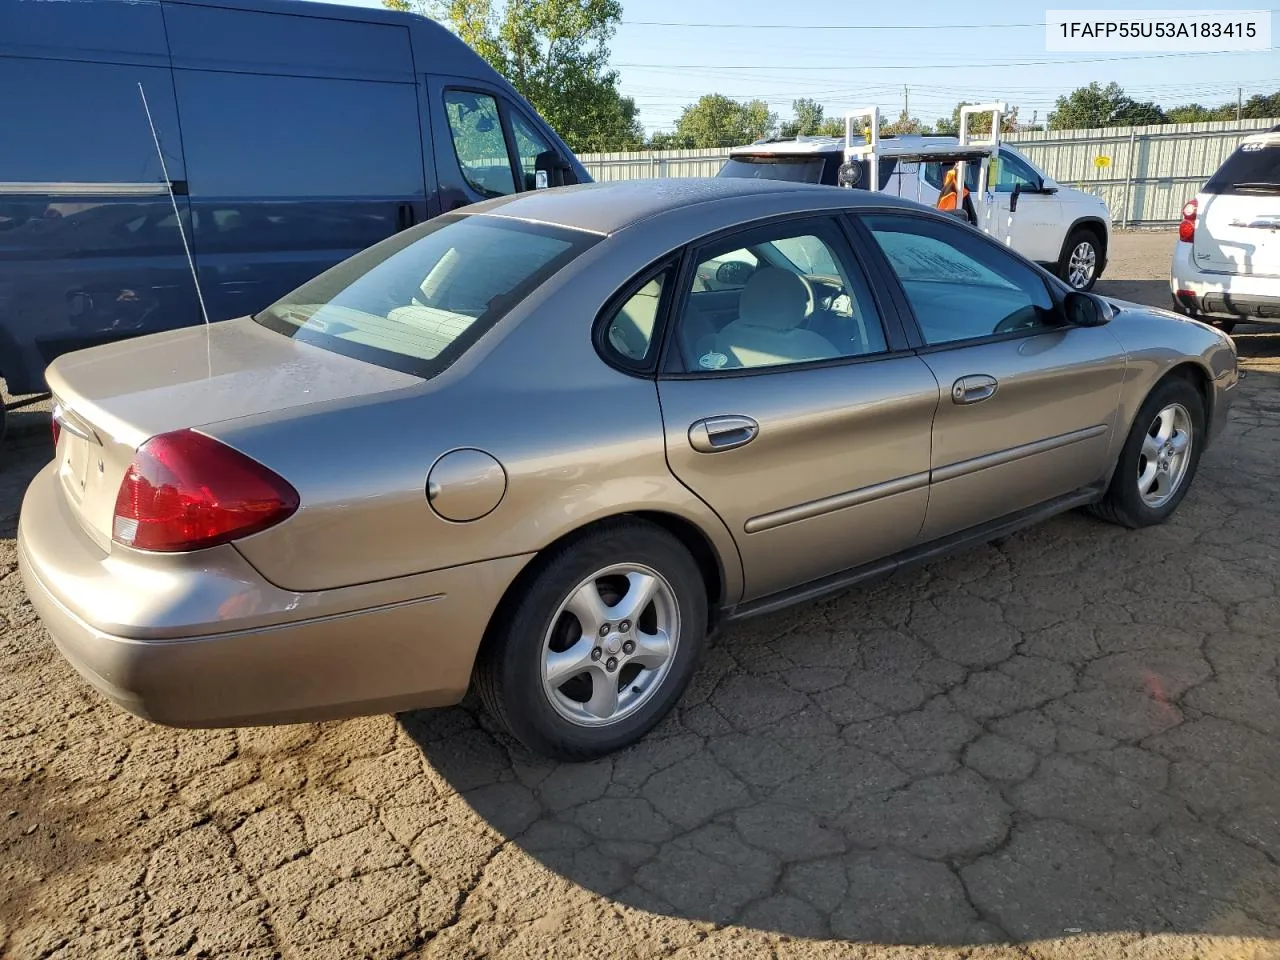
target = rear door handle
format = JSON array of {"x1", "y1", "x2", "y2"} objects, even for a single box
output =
[
  {"x1": 951, "y1": 375, "x2": 998, "y2": 405},
  {"x1": 689, "y1": 415, "x2": 758, "y2": 453}
]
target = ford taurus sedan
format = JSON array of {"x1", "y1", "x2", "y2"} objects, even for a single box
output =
[{"x1": 18, "y1": 179, "x2": 1238, "y2": 760}]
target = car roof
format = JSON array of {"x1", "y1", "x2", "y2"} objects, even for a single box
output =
[
  {"x1": 1239, "y1": 130, "x2": 1280, "y2": 147},
  {"x1": 465, "y1": 178, "x2": 923, "y2": 236}
]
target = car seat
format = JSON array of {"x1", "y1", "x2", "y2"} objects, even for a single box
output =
[{"x1": 713, "y1": 268, "x2": 840, "y2": 368}]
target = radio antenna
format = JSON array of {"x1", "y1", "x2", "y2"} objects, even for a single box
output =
[{"x1": 138, "y1": 82, "x2": 210, "y2": 329}]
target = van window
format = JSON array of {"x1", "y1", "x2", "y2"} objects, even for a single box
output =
[
  {"x1": 444, "y1": 91, "x2": 517, "y2": 198},
  {"x1": 0, "y1": 59, "x2": 182, "y2": 184},
  {"x1": 509, "y1": 110, "x2": 556, "y2": 190},
  {"x1": 173, "y1": 72, "x2": 424, "y2": 198},
  {"x1": 254, "y1": 214, "x2": 598, "y2": 377}
]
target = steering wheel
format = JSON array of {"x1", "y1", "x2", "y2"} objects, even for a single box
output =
[{"x1": 791, "y1": 273, "x2": 817, "y2": 323}]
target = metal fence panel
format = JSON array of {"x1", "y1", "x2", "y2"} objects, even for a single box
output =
[{"x1": 578, "y1": 117, "x2": 1279, "y2": 226}]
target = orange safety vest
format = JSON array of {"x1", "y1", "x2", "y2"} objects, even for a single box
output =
[{"x1": 937, "y1": 169, "x2": 970, "y2": 211}]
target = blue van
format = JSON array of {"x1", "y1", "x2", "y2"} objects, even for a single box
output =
[{"x1": 0, "y1": 0, "x2": 588, "y2": 429}]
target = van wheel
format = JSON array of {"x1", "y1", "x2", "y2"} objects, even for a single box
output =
[
  {"x1": 474, "y1": 520, "x2": 708, "y2": 761},
  {"x1": 1089, "y1": 377, "x2": 1204, "y2": 529},
  {"x1": 1059, "y1": 229, "x2": 1101, "y2": 291}
]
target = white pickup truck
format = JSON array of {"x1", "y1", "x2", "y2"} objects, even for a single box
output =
[{"x1": 717, "y1": 103, "x2": 1113, "y2": 291}]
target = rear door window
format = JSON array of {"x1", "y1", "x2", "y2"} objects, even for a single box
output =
[
  {"x1": 1204, "y1": 139, "x2": 1280, "y2": 195},
  {"x1": 718, "y1": 157, "x2": 827, "y2": 183},
  {"x1": 443, "y1": 91, "x2": 517, "y2": 198},
  {"x1": 255, "y1": 214, "x2": 598, "y2": 377}
]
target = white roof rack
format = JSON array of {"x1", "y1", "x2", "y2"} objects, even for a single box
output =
[{"x1": 842, "y1": 102, "x2": 1009, "y2": 193}]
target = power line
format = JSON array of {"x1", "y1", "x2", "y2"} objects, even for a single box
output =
[
  {"x1": 623, "y1": 18, "x2": 1041, "y2": 29},
  {"x1": 621, "y1": 10, "x2": 1280, "y2": 30},
  {"x1": 616, "y1": 49, "x2": 1275, "y2": 71}
]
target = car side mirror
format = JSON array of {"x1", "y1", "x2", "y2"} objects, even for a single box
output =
[{"x1": 1064, "y1": 290, "x2": 1111, "y2": 327}]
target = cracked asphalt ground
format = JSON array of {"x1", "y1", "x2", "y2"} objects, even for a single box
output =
[{"x1": 4, "y1": 232, "x2": 1280, "y2": 960}]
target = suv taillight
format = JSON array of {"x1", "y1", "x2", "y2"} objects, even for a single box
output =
[
  {"x1": 1178, "y1": 199, "x2": 1197, "y2": 243},
  {"x1": 112, "y1": 429, "x2": 299, "y2": 552},
  {"x1": 51, "y1": 414, "x2": 61, "y2": 448}
]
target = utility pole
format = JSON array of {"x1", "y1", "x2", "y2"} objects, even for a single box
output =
[
  {"x1": 1237, "y1": 87, "x2": 1243, "y2": 123},
  {"x1": 904, "y1": 85, "x2": 909, "y2": 119}
]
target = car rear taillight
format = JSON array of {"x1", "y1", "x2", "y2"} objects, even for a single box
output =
[
  {"x1": 51, "y1": 413, "x2": 60, "y2": 448},
  {"x1": 112, "y1": 429, "x2": 299, "y2": 552},
  {"x1": 1178, "y1": 199, "x2": 1197, "y2": 243}
]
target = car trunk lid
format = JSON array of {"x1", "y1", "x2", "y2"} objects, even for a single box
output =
[{"x1": 46, "y1": 317, "x2": 421, "y2": 550}]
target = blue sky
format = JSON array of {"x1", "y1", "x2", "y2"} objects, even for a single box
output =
[{"x1": 318, "y1": 0, "x2": 1279, "y2": 134}]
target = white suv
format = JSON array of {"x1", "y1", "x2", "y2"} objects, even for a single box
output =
[
  {"x1": 719, "y1": 136, "x2": 1113, "y2": 290},
  {"x1": 1171, "y1": 127, "x2": 1280, "y2": 332}
]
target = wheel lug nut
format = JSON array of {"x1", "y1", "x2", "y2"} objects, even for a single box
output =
[
  {"x1": 619, "y1": 620, "x2": 631, "y2": 633},
  {"x1": 623, "y1": 640, "x2": 635, "y2": 654},
  {"x1": 591, "y1": 647, "x2": 602, "y2": 661},
  {"x1": 606, "y1": 657, "x2": 618, "y2": 672},
  {"x1": 599, "y1": 623, "x2": 610, "y2": 637}
]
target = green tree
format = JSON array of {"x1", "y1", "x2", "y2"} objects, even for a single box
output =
[
  {"x1": 779, "y1": 98, "x2": 825, "y2": 138},
  {"x1": 934, "y1": 102, "x2": 1019, "y2": 137},
  {"x1": 1113, "y1": 98, "x2": 1166, "y2": 126},
  {"x1": 1242, "y1": 91, "x2": 1280, "y2": 119},
  {"x1": 881, "y1": 109, "x2": 928, "y2": 135},
  {"x1": 646, "y1": 130, "x2": 695, "y2": 149},
  {"x1": 1166, "y1": 92, "x2": 1279, "y2": 123},
  {"x1": 673, "y1": 94, "x2": 779, "y2": 147},
  {"x1": 816, "y1": 117, "x2": 847, "y2": 138},
  {"x1": 386, "y1": 0, "x2": 645, "y2": 153},
  {"x1": 1165, "y1": 103, "x2": 1227, "y2": 123},
  {"x1": 1048, "y1": 82, "x2": 1166, "y2": 130}
]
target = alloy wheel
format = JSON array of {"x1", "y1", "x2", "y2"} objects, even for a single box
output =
[{"x1": 540, "y1": 563, "x2": 680, "y2": 727}]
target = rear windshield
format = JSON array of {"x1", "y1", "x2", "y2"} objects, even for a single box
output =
[
  {"x1": 719, "y1": 156, "x2": 828, "y2": 183},
  {"x1": 254, "y1": 214, "x2": 598, "y2": 377},
  {"x1": 1204, "y1": 139, "x2": 1280, "y2": 194}
]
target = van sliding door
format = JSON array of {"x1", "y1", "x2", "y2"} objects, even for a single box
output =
[{"x1": 162, "y1": 3, "x2": 429, "y2": 324}]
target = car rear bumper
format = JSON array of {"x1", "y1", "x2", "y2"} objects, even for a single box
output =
[
  {"x1": 1170, "y1": 242, "x2": 1280, "y2": 322},
  {"x1": 17, "y1": 462, "x2": 532, "y2": 727}
]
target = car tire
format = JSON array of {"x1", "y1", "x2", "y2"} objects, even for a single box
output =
[
  {"x1": 1058, "y1": 228, "x2": 1102, "y2": 291},
  {"x1": 1089, "y1": 376, "x2": 1205, "y2": 529},
  {"x1": 474, "y1": 519, "x2": 708, "y2": 761}
]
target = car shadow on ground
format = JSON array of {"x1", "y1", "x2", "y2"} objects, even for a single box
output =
[
  {"x1": 1095, "y1": 277, "x2": 1171, "y2": 307},
  {"x1": 402, "y1": 360, "x2": 1280, "y2": 946}
]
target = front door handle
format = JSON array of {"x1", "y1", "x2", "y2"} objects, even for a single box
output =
[
  {"x1": 689, "y1": 415, "x2": 759, "y2": 453},
  {"x1": 951, "y1": 375, "x2": 998, "y2": 405}
]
